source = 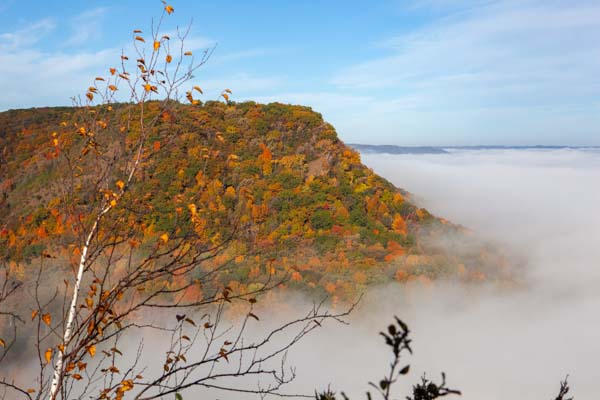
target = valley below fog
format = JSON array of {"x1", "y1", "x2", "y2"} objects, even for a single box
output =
[{"x1": 285, "y1": 148, "x2": 600, "y2": 399}]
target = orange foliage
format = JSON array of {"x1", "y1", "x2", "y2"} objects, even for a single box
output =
[{"x1": 391, "y1": 213, "x2": 407, "y2": 235}]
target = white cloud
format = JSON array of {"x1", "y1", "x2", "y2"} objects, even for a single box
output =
[
  {"x1": 333, "y1": 0, "x2": 600, "y2": 105},
  {"x1": 64, "y1": 7, "x2": 108, "y2": 47},
  {"x1": 322, "y1": 0, "x2": 600, "y2": 144},
  {"x1": 0, "y1": 18, "x2": 56, "y2": 52}
]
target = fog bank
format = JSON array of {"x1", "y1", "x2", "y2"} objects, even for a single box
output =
[{"x1": 282, "y1": 149, "x2": 600, "y2": 399}]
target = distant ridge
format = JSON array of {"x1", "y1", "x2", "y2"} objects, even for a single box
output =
[
  {"x1": 349, "y1": 143, "x2": 600, "y2": 155},
  {"x1": 348, "y1": 144, "x2": 448, "y2": 154}
]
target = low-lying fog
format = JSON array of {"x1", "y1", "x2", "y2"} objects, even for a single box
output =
[
  {"x1": 284, "y1": 148, "x2": 600, "y2": 399},
  {"x1": 5, "y1": 149, "x2": 599, "y2": 399}
]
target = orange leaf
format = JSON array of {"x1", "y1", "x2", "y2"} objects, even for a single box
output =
[
  {"x1": 72, "y1": 373, "x2": 83, "y2": 380},
  {"x1": 95, "y1": 77, "x2": 105, "y2": 81},
  {"x1": 0, "y1": 338, "x2": 5, "y2": 348},
  {"x1": 108, "y1": 85, "x2": 118, "y2": 91},
  {"x1": 153, "y1": 141, "x2": 161, "y2": 151},
  {"x1": 159, "y1": 233, "x2": 169, "y2": 244},
  {"x1": 42, "y1": 314, "x2": 51, "y2": 326},
  {"x1": 193, "y1": 85, "x2": 203, "y2": 94},
  {"x1": 88, "y1": 345, "x2": 96, "y2": 357},
  {"x1": 109, "y1": 68, "x2": 116, "y2": 75},
  {"x1": 165, "y1": 54, "x2": 172, "y2": 63},
  {"x1": 135, "y1": 36, "x2": 145, "y2": 43},
  {"x1": 144, "y1": 83, "x2": 152, "y2": 92},
  {"x1": 184, "y1": 51, "x2": 192, "y2": 56},
  {"x1": 116, "y1": 180, "x2": 125, "y2": 190},
  {"x1": 165, "y1": 5, "x2": 174, "y2": 14},
  {"x1": 31, "y1": 310, "x2": 38, "y2": 321},
  {"x1": 45, "y1": 348, "x2": 53, "y2": 363},
  {"x1": 153, "y1": 41, "x2": 160, "y2": 51}
]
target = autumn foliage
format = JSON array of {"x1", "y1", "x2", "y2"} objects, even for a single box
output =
[{"x1": 0, "y1": 99, "x2": 510, "y2": 303}]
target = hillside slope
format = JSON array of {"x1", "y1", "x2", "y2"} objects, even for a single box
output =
[{"x1": 0, "y1": 102, "x2": 508, "y2": 301}]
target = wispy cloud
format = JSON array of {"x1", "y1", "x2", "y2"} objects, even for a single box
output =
[
  {"x1": 64, "y1": 7, "x2": 108, "y2": 47},
  {"x1": 0, "y1": 16, "x2": 119, "y2": 110},
  {"x1": 0, "y1": 18, "x2": 56, "y2": 51},
  {"x1": 333, "y1": 0, "x2": 600, "y2": 108},
  {"x1": 323, "y1": 0, "x2": 600, "y2": 144}
]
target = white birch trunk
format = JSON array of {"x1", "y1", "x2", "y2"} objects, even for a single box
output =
[{"x1": 47, "y1": 218, "x2": 98, "y2": 400}]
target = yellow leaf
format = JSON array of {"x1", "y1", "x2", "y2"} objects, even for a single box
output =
[
  {"x1": 221, "y1": 93, "x2": 229, "y2": 102},
  {"x1": 110, "y1": 199, "x2": 117, "y2": 207},
  {"x1": 166, "y1": 54, "x2": 172, "y2": 63},
  {"x1": 116, "y1": 180, "x2": 125, "y2": 190},
  {"x1": 160, "y1": 233, "x2": 169, "y2": 244},
  {"x1": 193, "y1": 85, "x2": 203, "y2": 94},
  {"x1": 42, "y1": 314, "x2": 51, "y2": 326},
  {"x1": 184, "y1": 51, "x2": 192, "y2": 56},
  {"x1": 52, "y1": 138, "x2": 59, "y2": 147},
  {"x1": 85, "y1": 297, "x2": 93, "y2": 308},
  {"x1": 135, "y1": 36, "x2": 145, "y2": 43},
  {"x1": 121, "y1": 380, "x2": 134, "y2": 391},
  {"x1": 88, "y1": 345, "x2": 96, "y2": 357},
  {"x1": 165, "y1": 5, "x2": 174, "y2": 14},
  {"x1": 45, "y1": 348, "x2": 52, "y2": 363},
  {"x1": 153, "y1": 41, "x2": 160, "y2": 51}
]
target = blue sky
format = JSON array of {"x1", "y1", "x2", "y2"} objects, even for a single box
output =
[{"x1": 1, "y1": 0, "x2": 599, "y2": 145}]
